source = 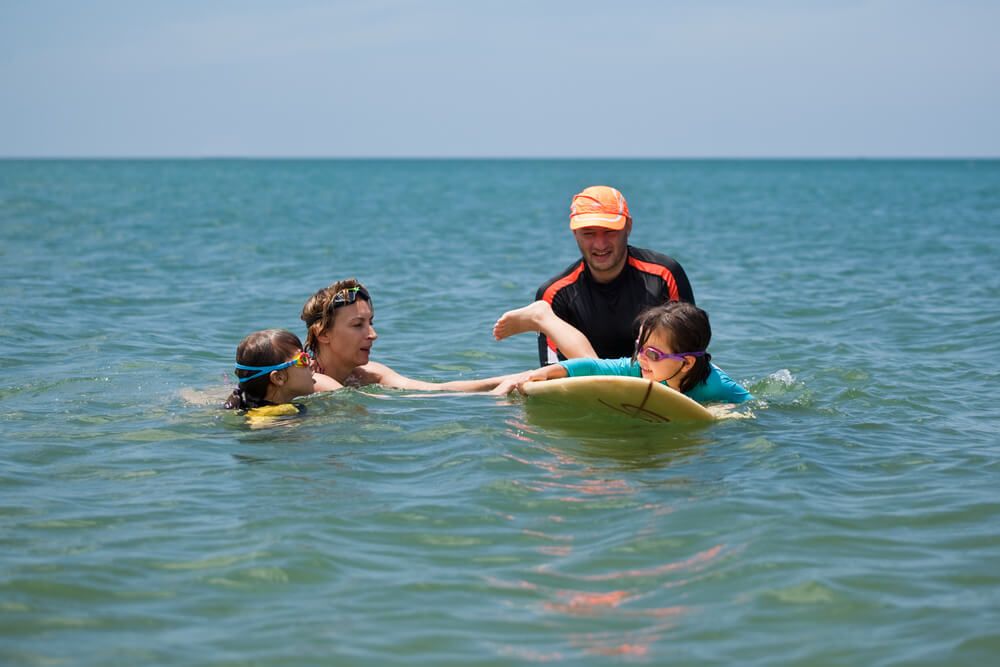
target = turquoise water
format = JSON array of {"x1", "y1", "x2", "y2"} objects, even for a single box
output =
[{"x1": 2, "y1": 159, "x2": 999, "y2": 665}]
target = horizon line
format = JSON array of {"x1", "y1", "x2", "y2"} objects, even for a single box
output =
[{"x1": 1, "y1": 155, "x2": 998, "y2": 161}]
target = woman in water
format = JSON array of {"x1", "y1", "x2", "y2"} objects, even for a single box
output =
[
  {"x1": 302, "y1": 278, "x2": 510, "y2": 392},
  {"x1": 224, "y1": 329, "x2": 342, "y2": 413},
  {"x1": 490, "y1": 300, "x2": 753, "y2": 404}
]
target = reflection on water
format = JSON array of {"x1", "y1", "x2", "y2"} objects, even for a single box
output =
[
  {"x1": 486, "y1": 411, "x2": 740, "y2": 659},
  {"x1": 504, "y1": 414, "x2": 716, "y2": 471}
]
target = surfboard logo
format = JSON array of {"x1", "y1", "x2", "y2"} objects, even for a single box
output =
[{"x1": 596, "y1": 398, "x2": 671, "y2": 423}]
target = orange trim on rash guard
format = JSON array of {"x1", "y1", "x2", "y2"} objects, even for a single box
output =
[
  {"x1": 628, "y1": 257, "x2": 680, "y2": 301},
  {"x1": 541, "y1": 262, "x2": 585, "y2": 304},
  {"x1": 540, "y1": 262, "x2": 585, "y2": 351}
]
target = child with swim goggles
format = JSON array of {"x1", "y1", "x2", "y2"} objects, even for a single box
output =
[
  {"x1": 491, "y1": 300, "x2": 753, "y2": 404},
  {"x1": 224, "y1": 329, "x2": 342, "y2": 414}
]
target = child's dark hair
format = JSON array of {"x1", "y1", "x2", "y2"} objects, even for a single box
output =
[
  {"x1": 634, "y1": 302, "x2": 713, "y2": 394},
  {"x1": 224, "y1": 329, "x2": 304, "y2": 411}
]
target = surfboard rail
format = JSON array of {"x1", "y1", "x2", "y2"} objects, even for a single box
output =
[{"x1": 521, "y1": 375, "x2": 714, "y2": 423}]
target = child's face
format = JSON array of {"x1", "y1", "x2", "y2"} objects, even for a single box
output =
[
  {"x1": 636, "y1": 328, "x2": 688, "y2": 385},
  {"x1": 285, "y1": 351, "x2": 317, "y2": 398}
]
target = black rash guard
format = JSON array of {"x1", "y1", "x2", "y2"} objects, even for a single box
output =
[{"x1": 535, "y1": 246, "x2": 695, "y2": 365}]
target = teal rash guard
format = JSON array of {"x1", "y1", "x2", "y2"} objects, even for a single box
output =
[{"x1": 559, "y1": 357, "x2": 754, "y2": 405}]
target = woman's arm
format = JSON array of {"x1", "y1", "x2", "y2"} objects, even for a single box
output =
[{"x1": 362, "y1": 361, "x2": 511, "y2": 392}]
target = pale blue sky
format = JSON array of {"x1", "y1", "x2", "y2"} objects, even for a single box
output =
[{"x1": 1, "y1": 0, "x2": 997, "y2": 157}]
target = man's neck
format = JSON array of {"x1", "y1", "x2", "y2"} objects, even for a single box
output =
[{"x1": 586, "y1": 250, "x2": 630, "y2": 284}]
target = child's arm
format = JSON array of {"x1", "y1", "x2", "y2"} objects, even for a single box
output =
[
  {"x1": 537, "y1": 313, "x2": 596, "y2": 359},
  {"x1": 494, "y1": 300, "x2": 597, "y2": 359}
]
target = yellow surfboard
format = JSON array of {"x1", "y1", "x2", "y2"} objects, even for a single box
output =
[{"x1": 521, "y1": 375, "x2": 714, "y2": 424}]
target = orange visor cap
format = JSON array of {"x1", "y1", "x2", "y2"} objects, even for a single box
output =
[{"x1": 569, "y1": 185, "x2": 631, "y2": 230}]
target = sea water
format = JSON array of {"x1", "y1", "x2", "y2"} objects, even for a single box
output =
[{"x1": 1, "y1": 159, "x2": 998, "y2": 665}]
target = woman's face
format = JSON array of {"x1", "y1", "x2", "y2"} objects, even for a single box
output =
[{"x1": 318, "y1": 299, "x2": 378, "y2": 368}]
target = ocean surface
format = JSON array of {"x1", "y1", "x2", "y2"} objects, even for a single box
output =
[{"x1": 1, "y1": 159, "x2": 999, "y2": 666}]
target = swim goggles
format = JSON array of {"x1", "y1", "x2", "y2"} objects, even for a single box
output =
[
  {"x1": 235, "y1": 351, "x2": 310, "y2": 383},
  {"x1": 634, "y1": 340, "x2": 706, "y2": 363},
  {"x1": 329, "y1": 285, "x2": 372, "y2": 311}
]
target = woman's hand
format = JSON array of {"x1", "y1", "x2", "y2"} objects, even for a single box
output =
[
  {"x1": 490, "y1": 366, "x2": 566, "y2": 396},
  {"x1": 490, "y1": 372, "x2": 533, "y2": 396}
]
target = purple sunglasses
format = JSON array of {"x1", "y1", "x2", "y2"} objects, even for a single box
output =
[{"x1": 634, "y1": 338, "x2": 706, "y2": 363}]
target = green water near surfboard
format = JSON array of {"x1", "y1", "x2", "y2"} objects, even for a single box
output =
[{"x1": 2, "y1": 159, "x2": 999, "y2": 665}]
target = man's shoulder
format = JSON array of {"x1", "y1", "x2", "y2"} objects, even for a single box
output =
[
  {"x1": 536, "y1": 258, "x2": 586, "y2": 300},
  {"x1": 626, "y1": 246, "x2": 695, "y2": 303},
  {"x1": 627, "y1": 245, "x2": 683, "y2": 269}
]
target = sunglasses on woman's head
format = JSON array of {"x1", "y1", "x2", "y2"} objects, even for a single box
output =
[
  {"x1": 330, "y1": 286, "x2": 372, "y2": 311},
  {"x1": 235, "y1": 351, "x2": 311, "y2": 383}
]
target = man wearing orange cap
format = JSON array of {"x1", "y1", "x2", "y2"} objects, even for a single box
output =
[{"x1": 535, "y1": 185, "x2": 695, "y2": 365}]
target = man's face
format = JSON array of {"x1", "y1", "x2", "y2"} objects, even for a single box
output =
[{"x1": 572, "y1": 220, "x2": 632, "y2": 283}]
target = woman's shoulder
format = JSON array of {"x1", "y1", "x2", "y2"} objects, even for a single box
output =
[
  {"x1": 312, "y1": 372, "x2": 343, "y2": 392},
  {"x1": 346, "y1": 362, "x2": 390, "y2": 387}
]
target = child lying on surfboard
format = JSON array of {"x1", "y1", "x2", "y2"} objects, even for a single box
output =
[{"x1": 491, "y1": 300, "x2": 753, "y2": 404}]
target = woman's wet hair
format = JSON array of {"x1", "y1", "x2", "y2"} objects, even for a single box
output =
[
  {"x1": 224, "y1": 329, "x2": 304, "y2": 411},
  {"x1": 634, "y1": 302, "x2": 713, "y2": 394},
  {"x1": 300, "y1": 278, "x2": 371, "y2": 357}
]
